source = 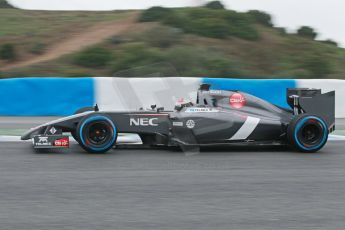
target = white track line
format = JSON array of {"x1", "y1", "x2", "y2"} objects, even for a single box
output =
[{"x1": 328, "y1": 135, "x2": 345, "y2": 141}]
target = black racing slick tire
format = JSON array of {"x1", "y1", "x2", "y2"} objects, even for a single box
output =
[
  {"x1": 287, "y1": 114, "x2": 329, "y2": 153},
  {"x1": 76, "y1": 115, "x2": 118, "y2": 153},
  {"x1": 71, "y1": 107, "x2": 95, "y2": 142}
]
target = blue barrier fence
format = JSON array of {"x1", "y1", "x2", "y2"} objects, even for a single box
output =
[
  {"x1": 0, "y1": 78, "x2": 95, "y2": 116},
  {"x1": 0, "y1": 77, "x2": 297, "y2": 116}
]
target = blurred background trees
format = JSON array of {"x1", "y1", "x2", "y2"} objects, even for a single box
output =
[
  {"x1": 73, "y1": 47, "x2": 112, "y2": 68},
  {"x1": 0, "y1": 44, "x2": 16, "y2": 61},
  {"x1": 0, "y1": 0, "x2": 13, "y2": 8},
  {"x1": 247, "y1": 10, "x2": 273, "y2": 27},
  {"x1": 0, "y1": 0, "x2": 344, "y2": 79},
  {"x1": 205, "y1": 1, "x2": 225, "y2": 10},
  {"x1": 297, "y1": 26, "x2": 318, "y2": 39},
  {"x1": 140, "y1": 6, "x2": 260, "y2": 40}
]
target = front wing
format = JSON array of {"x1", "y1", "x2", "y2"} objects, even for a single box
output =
[{"x1": 33, "y1": 135, "x2": 70, "y2": 149}]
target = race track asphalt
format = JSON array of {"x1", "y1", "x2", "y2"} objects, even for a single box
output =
[{"x1": 0, "y1": 141, "x2": 345, "y2": 230}]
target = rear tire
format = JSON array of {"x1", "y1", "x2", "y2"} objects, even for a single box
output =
[
  {"x1": 76, "y1": 115, "x2": 117, "y2": 153},
  {"x1": 287, "y1": 114, "x2": 328, "y2": 153}
]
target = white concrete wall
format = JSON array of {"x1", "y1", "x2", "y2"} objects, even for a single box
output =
[
  {"x1": 95, "y1": 77, "x2": 201, "y2": 111},
  {"x1": 297, "y1": 80, "x2": 345, "y2": 118}
]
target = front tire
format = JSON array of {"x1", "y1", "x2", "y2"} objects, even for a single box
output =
[
  {"x1": 76, "y1": 115, "x2": 117, "y2": 153},
  {"x1": 71, "y1": 107, "x2": 95, "y2": 142},
  {"x1": 287, "y1": 114, "x2": 329, "y2": 153}
]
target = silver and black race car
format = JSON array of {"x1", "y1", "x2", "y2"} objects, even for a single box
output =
[{"x1": 21, "y1": 84, "x2": 335, "y2": 153}]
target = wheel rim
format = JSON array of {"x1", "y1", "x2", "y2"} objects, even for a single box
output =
[
  {"x1": 298, "y1": 120, "x2": 324, "y2": 147},
  {"x1": 85, "y1": 121, "x2": 112, "y2": 146}
]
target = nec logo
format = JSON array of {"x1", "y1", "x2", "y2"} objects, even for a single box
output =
[{"x1": 130, "y1": 118, "x2": 158, "y2": 126}]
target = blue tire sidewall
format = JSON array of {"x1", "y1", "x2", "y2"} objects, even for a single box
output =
[
  {"x1": 294, "y1": 116, "x2": 328, "y2": 151},
  {"x1": 79, "y1": 115, "x2": 117, "y2": 152}
]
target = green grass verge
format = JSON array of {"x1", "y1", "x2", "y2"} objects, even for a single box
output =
[{"x1": 0, "y1": 129, "x2": 26, "y2": 136}]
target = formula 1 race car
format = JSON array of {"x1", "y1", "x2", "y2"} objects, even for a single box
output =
[{"x1": 21, "y1": 84, "x2": 335, "y2": 153}]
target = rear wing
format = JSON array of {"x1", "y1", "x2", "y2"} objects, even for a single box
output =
[{"x1": 287, "y1": 88, "x2": 335, "y2": 131}]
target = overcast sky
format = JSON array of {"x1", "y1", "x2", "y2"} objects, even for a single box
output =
[{"x1": 9, "y1": 0, "x2": 345, "y2": 47}]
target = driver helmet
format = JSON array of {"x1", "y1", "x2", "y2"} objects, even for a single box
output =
[{"x1": 175, "y1": 98, "x2": 193, "y2": 111}]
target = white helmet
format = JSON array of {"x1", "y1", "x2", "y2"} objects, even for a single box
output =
[{"x1": 175, "y1": 98, "x2": 193, "y2": 111}]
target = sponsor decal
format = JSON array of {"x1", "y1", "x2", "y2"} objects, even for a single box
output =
[
  {"x1": 173, "y1": 121, "x2": 183, "y2": 127},
  {"x1": 39, "y1": 137, "x2": 48, "y2": 143},
  {"x1": 54, "y1": 137, "x2": 69, "y2": 147},
  {"x1": 49, "y1": 127, "x2": 57, "y2": 135},
  {"x1": 209, "y1": 90, "x2": 222, "y2": 95},
  {"x1": 230, "y1": 93, "x2": 246, "y2": 109},
  {"x1": 130, "y1": 118, "x2": 158, "y2": 127},
  {"x1": 204, "y1": 90, "x2": 222, "y2": 95},
  {"x1": 186, "y1": 120, "x2": 195, "y2": 129},
  {"x1": 185, "y1": 108, "x2": 219, "y2": 113},
  {"x1": 35, "y1": 136, "x2": 51, "y2": 146}
]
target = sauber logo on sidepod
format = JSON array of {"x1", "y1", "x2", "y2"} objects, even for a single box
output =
[
  {"x1": 230, "y1": 93, "x2": 246, "y2": 109},
  {"x1": 130, "y1": 118, "x2": 159, "y2": 127}
]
